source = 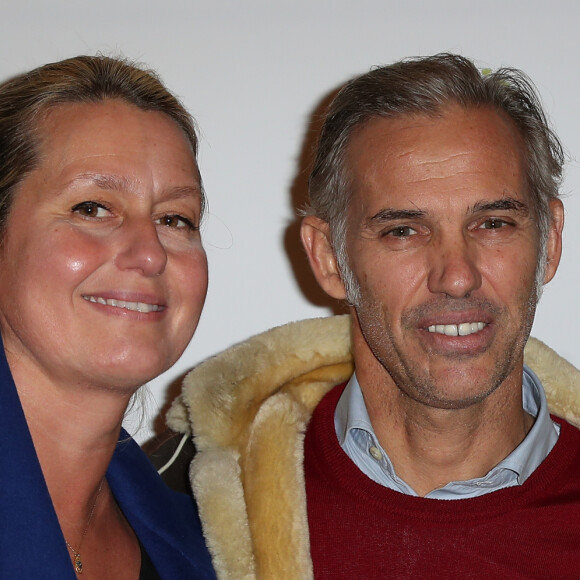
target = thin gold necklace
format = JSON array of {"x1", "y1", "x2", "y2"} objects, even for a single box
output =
[{"x1": 65, "y1": 479, "x2": 105, "y2": 575}]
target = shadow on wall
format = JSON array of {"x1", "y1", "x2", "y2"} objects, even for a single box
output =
[
  {"x1": 143, "y1": 369, "x2": 190, "y2": 450},
  {"x1": 284, "y1": 85, "x2": 347, "y2": 316},
  {"x1": 144, "y1": 86, "x2": 351, "y2": 446}
]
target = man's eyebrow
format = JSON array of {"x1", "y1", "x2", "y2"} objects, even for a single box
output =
[
  {"x1": 470, "y1": 197, "x2": 530, "y2": 215},
  {"x1": 365, "y1": 208, "x2": 426, "y2": 227},
  {"x1": 363, "y1": 197, "x2": 529, "y2": 228}
]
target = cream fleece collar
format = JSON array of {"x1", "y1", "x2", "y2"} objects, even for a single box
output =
[{"x1": 167, "y1": 315, "x2": 580, "y2": 579}]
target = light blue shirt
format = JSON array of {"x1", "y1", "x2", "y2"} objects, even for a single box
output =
[{"x1": 334, "y1": 365, "x2": 560, "y2": 499}]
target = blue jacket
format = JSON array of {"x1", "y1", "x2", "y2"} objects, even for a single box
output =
[{"x1": 0, "y1": 342, "x2": 215, "y2": 579}]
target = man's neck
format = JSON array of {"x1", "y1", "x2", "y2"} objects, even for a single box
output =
[
  {"x1": 374, "y1": 396, "x2": 532, "y2": 496},
  {"x1": 354, "y1": 349, "x2": 533, "y2": 497}
]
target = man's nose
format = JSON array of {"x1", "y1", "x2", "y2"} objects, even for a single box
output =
[
  {"x1": 113, "y1": 218, "x2": 168, "y2": 277},
  {"x1": 426, "y1": 234, "x2": 482, "y2": 298}
]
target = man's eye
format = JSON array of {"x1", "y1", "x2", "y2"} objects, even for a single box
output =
[
  {"x1": 479, "y1": 218, "x2": 509, "y2": 230},
  {"x1": 386, "y1": 225, "x2": 417, "y2": 238},
  {"x1": 156, "y1": 214, "x2": 197, "y2": 230},
  {"x1": 71, "y1": 201, "x2": 110, "y2": 218}
]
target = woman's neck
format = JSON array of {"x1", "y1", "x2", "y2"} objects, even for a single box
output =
[
  {"x1": 9, "y1": 351, "x2": 133, "y2": 516},
  {"x1": 11, "y1": 358, "x2": 142, "y2": 577}
]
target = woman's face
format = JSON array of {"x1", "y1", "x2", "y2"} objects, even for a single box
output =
[{"x1": 0, "y1": 100, "x2": 208, "y2": 393}]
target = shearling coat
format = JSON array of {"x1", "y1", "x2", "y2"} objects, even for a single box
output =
[{"x1": 166, "y1": 315, "x2": 580, "y2": 580}]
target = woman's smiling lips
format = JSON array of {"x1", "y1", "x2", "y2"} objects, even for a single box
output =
[{"x1": 82, "y1": 294, "x2": 166, "y2": 314}]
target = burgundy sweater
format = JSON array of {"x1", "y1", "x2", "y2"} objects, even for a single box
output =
[{"x1": 305, "y1": 384, "x2": 580, "y2": 579}]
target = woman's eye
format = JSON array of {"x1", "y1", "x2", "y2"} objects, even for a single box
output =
[
  {"x1": 71, "y1": 201, "x2": 110, "y2": 218},
  {"x1": 478, "y1": 218, "x2": 509, "y2": 230},
  {"x1": 156, "y1": 214, "x2": 197, "y2": 230},
  {"x1": 385, "y1": 225, "x2": 417, "y2": 238}
]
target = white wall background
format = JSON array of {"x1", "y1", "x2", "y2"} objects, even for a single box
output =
[{"x1": 2, "y1": 1, "x2": 579, "y2": 443}]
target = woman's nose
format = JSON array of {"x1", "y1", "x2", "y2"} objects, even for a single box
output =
[{"x1": 113, "y1": 219, "x2": 168, "y2": 277}]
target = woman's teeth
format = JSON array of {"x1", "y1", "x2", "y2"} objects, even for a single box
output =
[
  {"x1": 427, "y1": 322, "x2": 485, "y2": 336},
  {"x1": 83, "y1": 296, "x2": 161, "y2": 313}
]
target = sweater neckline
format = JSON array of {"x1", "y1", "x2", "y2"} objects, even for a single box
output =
[{"x1": 305, "y1": 383, "x2": 579, "y2": 522}]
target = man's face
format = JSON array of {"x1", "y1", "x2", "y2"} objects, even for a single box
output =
[{"x1": 306, "y1": 105, "x2": 563, "y2": 409}]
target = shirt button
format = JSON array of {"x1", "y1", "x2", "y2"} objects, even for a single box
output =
[{"x1": 369, "y1": 446, "x2": 383, "y2": 461}]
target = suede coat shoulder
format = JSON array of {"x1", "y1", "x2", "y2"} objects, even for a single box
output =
[{"x1": 166, "y1": 315, "x2": 580, "y2": 580}]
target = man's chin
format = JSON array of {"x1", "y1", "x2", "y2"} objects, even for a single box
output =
[{"x1": 402, "y1": 363, "x2": 510, "y2": 410}]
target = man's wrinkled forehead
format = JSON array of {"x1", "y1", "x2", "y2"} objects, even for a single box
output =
[{"x1": 342, "y1": 106, "x2": 530, "y2": 212}]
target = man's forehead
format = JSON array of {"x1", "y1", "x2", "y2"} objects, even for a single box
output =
[
  {"x1": 348, "y1": 105, "x2": 523, "y2": 159},
  {"x1": 344, "y1": 105, "x2": 529, "y2": 211}
]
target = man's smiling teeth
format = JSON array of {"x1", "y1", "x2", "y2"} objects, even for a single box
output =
[
  {"x1": 427, "y1": 322, "x2": 486, "y2": 336},
  {"x1": 83, "y1": 296, "x2": 161, "y2": 313}
]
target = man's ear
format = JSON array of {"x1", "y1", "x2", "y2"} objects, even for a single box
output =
[
  {"x1": 543, "y1": 198, "x2": 565, "y2": 284},
  {"x1": 300, "y1": 216, "x2": 348, "y2": 300}
]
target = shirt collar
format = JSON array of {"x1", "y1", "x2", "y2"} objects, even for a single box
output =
[
  {"x1": 335, "y1": 365, "x2": 559, "y2": 497},
  {"x1": 498, "y1": 365, "x2": 560, "y2": 482}
]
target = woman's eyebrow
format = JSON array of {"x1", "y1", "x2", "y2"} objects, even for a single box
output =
[
  {"x1": 64, "y1": 173, "x2": 202, "y2": 198},
  {"x1": 162, "y1": 185, "x2": 203, "y2": 200},
  {"x1": 66, "y1": 172, "x2": 136, "y2": 193}
]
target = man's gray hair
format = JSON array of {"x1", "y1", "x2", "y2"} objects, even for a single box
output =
[{"x1": 306, "y1": 53, "x2": 564, "y2": 302}]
